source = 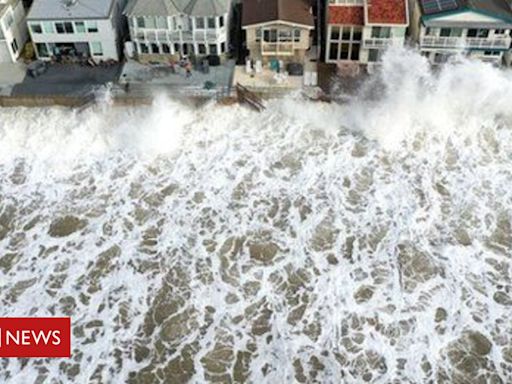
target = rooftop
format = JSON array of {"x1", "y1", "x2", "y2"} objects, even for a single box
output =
[
  {"x1": 366, "y1": 0, "x2": 408, "y2": 25},
  {"x1": 27, "y1": 0, "x2": 115, "y2": 20},
  {"x1": 419, "y1": 0, "x2": 512, "y2": 21},
  {"x1": 242, "y1": 0, "x2": 314, "y2": 27},
  {"x1": 328, "y1": 5, "x2": 364, "y2": 25},
  {"x1": 124, "y1": 0, "x2": 231, "y2": 17}
]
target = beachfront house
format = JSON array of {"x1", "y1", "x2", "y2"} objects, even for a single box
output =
[
  {"x1": 124, "y1": 0, "x2": 232, "y2": 63},
  {"x1": 0, "y1": 0, "x2": 28, "y2": 62},
  {"x1": 27, "y1": 0, "x2": 128, "y2": 62},
  {"x1": 325, "y1": 0, "x2": 408, "y2": 66},
  {"x1": 242, "y1": 0, "x2": 314, "y2": 64},
  {"x1": 410, "y1": 0, "x2": 512, "y2": 65}
]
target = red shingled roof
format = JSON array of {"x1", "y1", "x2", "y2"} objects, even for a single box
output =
[
  {"x1": 366, "y1": 0, "x2": 407, "y2": 25},
  {"x1": 328, "y1": 5, "x2": 364, "y2": 25}
]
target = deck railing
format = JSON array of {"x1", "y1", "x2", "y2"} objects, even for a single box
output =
[{"x1": 420, "y1": 36, "x2": 511, "y2": 49}]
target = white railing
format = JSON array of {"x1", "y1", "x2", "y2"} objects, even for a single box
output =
[
  {"x1": 421, "y1": 36, "x2": 511, "y2": 49},
  {"x1": 261, "y1": 42, "x2": 294, "y2": 55},
  {"x1": 132, "y1": 28, "x2": 222, "y2": 43},
  {"x1": 363, "y1": 38, "x2": 403, "y2": 48},
  {"x1": 329, "y1": 0, "x2": 364, "y2": 5}
]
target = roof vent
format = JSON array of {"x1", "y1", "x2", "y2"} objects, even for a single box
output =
[{"x1": 62, "y1": 0, "x2": 78, "y2": 8}]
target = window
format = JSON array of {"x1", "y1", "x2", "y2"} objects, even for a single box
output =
[
  {"x1": 371, "y1": 26, "x2": 390, "y2": 38},
  {"x1": 91, "y1": 41, "x2": 103, "y2": 56},
  {"x1": 279, "y1": 29, "x2": 292, "y2": 42},
  {"x1": 368, "y1": 49, "x2": 379, "y2": 62},
  {"x1": 75, "y1": 21, "x2": 85, "y2": 33},
  {"x1": 340, "y1": 43, "x2": 349, "y2": 60},
  {"x1": 331, "y1": 26, "x2": 340, "y2": 40},
  {"x1": 221, "y1": 42, "x2": 225, "y2": 53},
  {"x1": 11, "y1": 38, "x2": 18, "y2": 53},
  {"x1": 43, "y1": 21, "x2": 54, "y2": 33},
  {"x1": 151, "y1": 43, "x2": 159, "y2": 53},
  {"x1": 174, "y1": 43, "x2": 180, "y2": 53},
  {"x1": 440, "y1": 28, "x2": 450, "y2": 37},
  {"x1": 352, "y1": 27, "x2": 362, "y2": 41},
  {"x1": 342, "y1": 27, "x2": 351, "y2": 40},
  {"x1": 495, "y1": 29, "x2": 506, "y2": 35},
  {"x1": 467, "y1": 29, "x2": 477, "y2": 37},
  {"x1": 209, "y1": 44, "x2": 218, "y2": 54},
  {"x1": 56, "y1": 22, "x2": 65, "y2": 34},
  {"x1": 263, "y1": 29, "x2": 277, "y2": 42},
  {"x1": 207, "y1": 17, "x2": 216, "y2": 29},
  {"x1": 350, "y1": 43, "x2": 360, "y2": 61},
  {"x1": 156, "y1": 16, "x2": 167, "y2": 29},
  {"x1": 36, "y1": 43, "x2": 49, "y2": 57},
  {"x1": 197, "y1": 43, "x2": 206, "y2": 54},
  {"x1": 137, "y1": 17, "x2": 145, "y2": 28},
  {"x1": 64, "y1": 22, "x2": 73, "y2": 33},
  {"x1": 140, "y1": 43, "x2": 149, "y2": 53},
  {"x1": 219, "y1": 16, "x2": 224, "y2": 28},
  {"x1": 256, "y1": 29, "x2": 261, "y2": 42},
  {"x1": 4, "y1": 13, "x2": 14, "y2": 28},
  {"x1": 329, "y1": 43, "x2": 338, "y2": 60},
  {"x1": 162, "y1": 43, "x2": 170, "y2": 53},
  {"x1": 451, "y1": 28, "x2": 462, "y2": 37},
  {"x1": 145, "y1": 17, "x2": 156, "y2": 29},
  {"x1": 477, "y1": 29, "x2": 489, "y2": 38},
  {"x1": 31, "y1": 24, "x2": 43, "y2": 34},
  {"x1": 294, "y1": 29, "x2": 301, "y2": 42},
  {"x1": 86, "y1": 21, "x2": 98, "y2": 33},
  {"x1": 196, "y1": 17, "x2": 205, "y2": 29}
]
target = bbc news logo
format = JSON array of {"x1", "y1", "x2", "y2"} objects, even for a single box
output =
[{"x1": 0, "y1": 318, "x2": 71, "y2": 358}]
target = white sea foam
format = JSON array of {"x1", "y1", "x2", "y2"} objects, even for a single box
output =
[{"x1": 0, "y1": 48, "x2": 511, "y2": 383}]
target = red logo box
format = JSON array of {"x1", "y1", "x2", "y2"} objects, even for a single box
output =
[{"x1": 0, "y1": 318, "x2": 71, "y2": 358}]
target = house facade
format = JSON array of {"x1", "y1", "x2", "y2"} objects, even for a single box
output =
[
  {"x1": 410, "y1": 0, "x2": 512, "y2": 65},
  {"x1": 242, "y1": 0, "x2": 314, "y2": 64},
  {"x1": 325, "y1": 0, "x2": 408, "y2": 64},
  {"x1": 0, "y1": 0, "x2": 28, "y2": 62},
  {"x1": 124, "y1": 0, "x2": 231, "y2": 62},
  {"x1": 27, "y1": 0, "x2": 127, "y2": 62}
]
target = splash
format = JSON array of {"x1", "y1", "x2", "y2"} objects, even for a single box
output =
[{"x1": 0, "y1": 48, "x2": 511, "y2": 383}]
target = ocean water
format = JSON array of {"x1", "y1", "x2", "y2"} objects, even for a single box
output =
[{"x1": 0, "y1": 49, "x2": 511, "y2": 383}]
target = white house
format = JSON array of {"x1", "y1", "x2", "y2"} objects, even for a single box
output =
[
  {"x1": 124, "y1": 0, "x2": 232, "y2": 62},
  {"x1": 27, "y1": 0, "x2": 128, "y2": 62},
  {"x1": 0, "y1": 0, "x2": 28, "y2": 62},
  {"x1": 326, "y1": 0, "x2": 409, "y2": 65},
  {"x1": 410, "y1": 0, "x2": 512, "y2": 65}
]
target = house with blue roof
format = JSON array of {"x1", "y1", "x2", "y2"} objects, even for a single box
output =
[{"x1": 410, "y1": 0, "x2": 512, "y2": 65}]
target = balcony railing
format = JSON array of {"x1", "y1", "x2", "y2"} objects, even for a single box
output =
[
  {"x1": 363, "y1": 38, "x2": 404, "y2": 48},
  {"x1": 261, "y1": 42, "x2": 294, "y2": 55},
  {"x1": 420, "y1": 36, "x2": 511, "y2": 49},
  {"x1": 132, "y1": 28, "x2": 223, "y2": 43}
]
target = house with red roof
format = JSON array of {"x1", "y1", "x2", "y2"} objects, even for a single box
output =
[{"x1": 325, "y1": 0, "x2": 409, "y2": 65}]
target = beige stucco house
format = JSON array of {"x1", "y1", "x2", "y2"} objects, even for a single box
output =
[{"x1": 242, "y1": 0, "x2": 314, "y2": 64}]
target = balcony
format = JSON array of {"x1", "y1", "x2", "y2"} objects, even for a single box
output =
[
  {"x1": 420, "y1": 36, "x2": 511, "y2": 50},
  {"x1": 363, "y1": 38, "x2": 403, "y2": 49},
  {"x1": 261, "y1": 42, "x2": 294, "y2": 55}
]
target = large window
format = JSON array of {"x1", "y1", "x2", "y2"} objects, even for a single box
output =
[
  {"x1": 55, "y1": 22, "x2": 74, "y2": 34},
  {"x1": 36, "y1": 43, "x2": 49, "y2": 57},
  {"x1": 75, "y1": 21, "x2": 85, "y2": 33},
  {"x1": 136, "y1": 17, "x2": 145, "y2": 28},
  {"x1": 371, "y1": 26, "x2": 391, "y2": 38},
  {"x1": 196, "y1": 17, "x2": 205, "y2": 29},
  {"x1": 328, "y1": 25, "x2": 362, "y2": 62},
  {"x1": 86, "y1": 21, "x2": 98, "y2": 32},
  {"x1": 43, "y1": 21, "x2": 54, "y2": 33},
  {"x1": 156, "y1": 16, "x2": 167, "y2": 29},
  {"x1": 31, "y1": 24, "x2": 43, "y2": 34},
  {"x1": 207, "y1": 17, "x2": 216, "y2": 29},
  {"x1": 91, "y1": 41, "x2": 103, "y2": 56}
]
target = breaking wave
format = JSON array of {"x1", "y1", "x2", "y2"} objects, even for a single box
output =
[{"x1": 0, "y1": 48, "x2": 512, "y2": 383}]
